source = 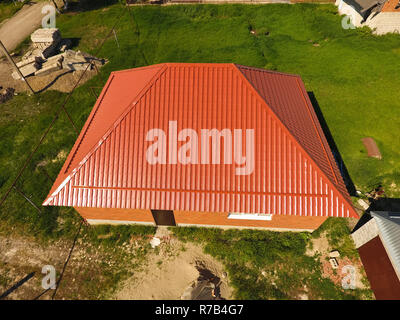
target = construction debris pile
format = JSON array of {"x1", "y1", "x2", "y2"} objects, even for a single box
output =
[
  {"x1": 12, "y1": 28, "x2": 106, "y2": 80},
  {"x1": 0, "y1": 87, "x2": 15, "y2": 104}
]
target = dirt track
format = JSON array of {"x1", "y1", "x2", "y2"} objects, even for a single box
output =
[{"x1": 114, "y1": 239, "x2": 234, "y2": 300}]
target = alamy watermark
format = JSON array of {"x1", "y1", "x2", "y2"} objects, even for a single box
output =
[{"x1": 42, "y1": 4, "x2": 56, "y2": 29}]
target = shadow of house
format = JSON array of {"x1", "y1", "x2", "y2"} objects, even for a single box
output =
[{"x1": 307, "y1": 92, "x2": 357, "y2": 197}]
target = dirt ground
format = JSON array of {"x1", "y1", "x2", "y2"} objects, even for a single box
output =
[
  {"x1": 114, "y1": 232, "x2": 234, "y2": 300},
  {"x1": 0, "y1": 234, "x2": 72, "y2": 300},
  {"x1": 0, "y1": 228, "x2": 234, "y2": 300}
]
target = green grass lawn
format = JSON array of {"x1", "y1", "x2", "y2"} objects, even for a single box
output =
[{"x1": 0, "y1": 2, "x2": 398, "y2": 298}]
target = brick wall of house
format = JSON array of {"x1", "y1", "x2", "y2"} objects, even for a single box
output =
[
  {"x1": 174, "y1": 211, "x2": 327, "y2": 231},
  {"x1": 75, "y1": 207, "x2": 327, "y2": 231}
]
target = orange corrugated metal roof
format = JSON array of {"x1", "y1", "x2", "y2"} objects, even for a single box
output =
[{"x1": 43, "y1": 63, "x2": 358, "y2": 218}]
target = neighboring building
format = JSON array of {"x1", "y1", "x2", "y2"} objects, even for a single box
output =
[
  {"x1": 43, "y1": 63, "x2": 358, "y2": 231},
  {"x1": 336, "y1": 0, "x2": 400, "y2": 34},
  {"x1": 352, "y1": 211, "x2": 400, "y2": 299}
]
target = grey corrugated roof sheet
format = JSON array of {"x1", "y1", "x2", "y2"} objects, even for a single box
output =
[{"x1": 370, "y1": 211, "x2": 400, "y2": 277}]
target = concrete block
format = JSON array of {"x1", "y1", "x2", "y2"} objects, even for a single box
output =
[
  {"x1": 31, "y1": 28, "x2": 61, "y2": 43},
  {"x1": 45, "y1": 52, "x2": 65, "y2": 64},
  {"x1": 16, "y1": 56, "x2": 42, "y2": 68},
  {"x1": 329, "y1": 258, "x2": 339, "y2": 269},
  {"x1": 41, "y1": 41, "x2": 61, "y2": 59},
  {"x1": 22, "y1": 50, "x2": 33, "y2": 60},
  {"x1": 12, "y1": 62, "x2": 40, "y2": 79}
]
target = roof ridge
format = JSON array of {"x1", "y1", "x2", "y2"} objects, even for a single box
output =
[
  {"x1": 111, "y1": 63, "x2": 167, "y2": 75},
  {"x1": 372, "y1": 211, "x2": 400, "y2": 226}
]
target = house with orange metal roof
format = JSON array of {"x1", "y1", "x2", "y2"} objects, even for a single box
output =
[{"x1": 43, "y1": 63, "x2": 358, "y2": 231}]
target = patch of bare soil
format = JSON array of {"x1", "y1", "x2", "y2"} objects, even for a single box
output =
[
  {"x1": 0, "y1": 235, "x2": 71, "y2": 300},
  {"x1": 0, "y1": 230, "x2": 150, "y2": 300},
  {"x1": 114, "y1": 235, "x2": 234, "y2": 300},
  {"x1": 0, "y1": 59, "x2": 99, "y2": 94}
]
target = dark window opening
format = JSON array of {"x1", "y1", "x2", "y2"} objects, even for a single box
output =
[{"x1": 151, "y1": 210, "x2": 176, "y2": 226}]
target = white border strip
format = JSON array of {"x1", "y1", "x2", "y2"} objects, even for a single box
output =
[{"x1": 228, "y1": 213, "x2": 272, "y2": 221}]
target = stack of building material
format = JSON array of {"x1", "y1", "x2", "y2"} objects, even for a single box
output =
[
  {"x1": 62, "y1": 50, "x2": 93, "y2": 71},
  {"x1": 12, "y1": 28, "x2": 105, "y2": 80},
  {"x1": 31, "y1": 28, "x2": 61, "y2": 58},
  {"x1": 34, "y1": 57, "x2": 62, "y2": 77}
]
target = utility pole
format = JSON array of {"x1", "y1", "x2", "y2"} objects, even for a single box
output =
[{"x1": 0, "y1": 40, "x2": 35, "y2": 94}]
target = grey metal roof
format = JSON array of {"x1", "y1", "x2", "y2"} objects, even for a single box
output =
[{"x1": 370, "y1": 211, "x2": 400, "y2": 278}]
